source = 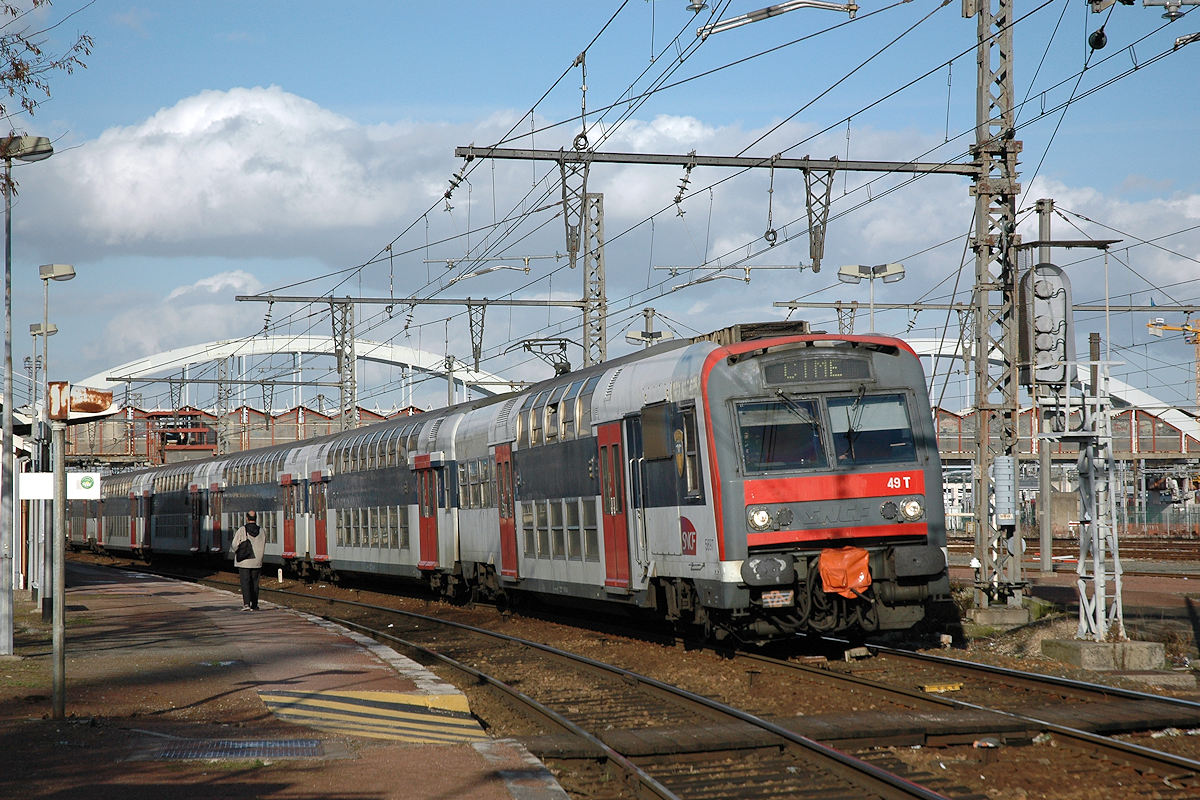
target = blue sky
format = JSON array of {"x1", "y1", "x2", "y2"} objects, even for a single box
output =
[{"x1": 6, "y1": 0, "x2": 1199, "y2": 412}]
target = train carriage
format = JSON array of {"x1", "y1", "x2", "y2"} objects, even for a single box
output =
[{"x1": 75, "y1": 322, "x2": 949, "y2": 642}]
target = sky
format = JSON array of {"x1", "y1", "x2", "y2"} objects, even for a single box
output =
[{"x1": 5, "y1": 0, "x2": 1199, "y2": 414}]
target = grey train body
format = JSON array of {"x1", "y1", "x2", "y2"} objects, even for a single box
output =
[{"x1": 72, "y1": 325, "x2": 950, "y2": 642}]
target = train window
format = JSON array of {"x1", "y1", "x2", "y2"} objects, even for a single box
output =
[
  {"x1": 515, "y1": 408, "x2": 527, "y2": 449},
  {"x1": 470, "y1": 460, "x2": 483, "y2": 508},
  {"x1": 827, "y1": 392, "x2": 916, "y2": 466},
  {"x1": 640, "y1": 403, "x2": 672, "y2": 460},
  {"x1": 561, "y1": 380, "x2": 583, "y2": 439},
  {"x1": 481, "y1": 459, "x2": 493, "y2": 507},
  {"x1": 398, "y1": 505, "x2": 410, "y2": 549},
  {"x1": 578, "y1": 375, "x2": 601, "y2": 435},
  {"x1": 536, "y1": 501, "x2": 550, "y2": 557},
  {"x1": 529, "y1": 391, "x2": 547, "y2": 446},
  {"x1": 582, "y1": 500, "x2": 599, "y2": 562},
  {"x1": 458, "y1": 463, "x2": 469, "y2": 508},
  {"x1": 681, "y1": 407, "x2": 702, "y2": 497},
  {"x1": 545, "y1": 385, "x2": 566, "y2": 442},
  {"x1": 566, "y1": 500, "x2": 581, "y2": 559},
  {"x1": 736, "y1": 398, "x2": 827, "y2": 472},
  {"x1": 521, "y1": 502, "x2": 535, "y2": 556},
  {"x1": 550, "y1": 501, "x2": 565, "y2": 558}
]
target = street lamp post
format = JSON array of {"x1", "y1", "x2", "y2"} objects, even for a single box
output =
[
  {"x1": 36, "y1": 265, "x2": 71, "y2": 622},
  {"x1": 28, "y1": 320, "x2": 55, "y2": 613},
  {"x1": 837, "y1": 263, "x2": 906, "y2": 332},
  {"x1": 1, "y1": 134, "x2": 53, "y2": 657}
]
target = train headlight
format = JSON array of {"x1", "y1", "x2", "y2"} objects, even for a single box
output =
[
  {"x1": 747, "y1": 507, "x2": 772, "y2": 531},
  {"x1": 898, "y1": 497, "x2": 925, "y2": 521},
  {"x1": 880, "y1": 501, "x2": 898, "y2": 520}
]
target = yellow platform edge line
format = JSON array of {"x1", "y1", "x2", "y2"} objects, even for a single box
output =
[
  {"x1": 261, "y1": 703, "x2": 486, "y2": 734},
  {"x1": 267, "y1": 712, "x2": 488, "y2": 743},
  {"x1": 260, "y1": 689, "x2": 470, "y2": 714},
  {"x1": 258, "y1": 694, "x2": 477, "y2": 725}
]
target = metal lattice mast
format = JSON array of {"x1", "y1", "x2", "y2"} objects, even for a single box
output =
[
  {"x1": 331, "y1": 298, "x2": 356, "y2": 431},
  {"x1": 582, "y1": 193, "x2": 606, "y2": 366},
  {"x1": 967, "y1": 0, "x2": 1024, "y2": 609},
  {"x1": 216, "y1": 357, "x2": 232, "y2": 456}
]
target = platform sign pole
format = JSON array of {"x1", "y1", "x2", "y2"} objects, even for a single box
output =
[{"x1": 49, "y1": 381, "x2": 68, "y2": 719}]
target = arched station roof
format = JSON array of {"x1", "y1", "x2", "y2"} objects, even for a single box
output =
[{"x1": 79, "y1": 335, "x2": 518, "y2": 398}]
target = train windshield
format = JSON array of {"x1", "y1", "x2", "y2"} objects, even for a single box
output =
[
  {"x1": 827, "y1": 392, "x2": 916, "y2": 466},
  {"x1": 737, "y1": 398, "x2": 827, "y2": 471}
]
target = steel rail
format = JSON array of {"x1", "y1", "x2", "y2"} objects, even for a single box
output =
[
  {"x1": 312, "y1": 598, "x2": 952, "y2": 800},
  {"x1": 867, "y1": 645, "x2": 1200, "y2": 712},
  {"x1": 329, "y1": 616, "x2": 680, "y2": 800}
]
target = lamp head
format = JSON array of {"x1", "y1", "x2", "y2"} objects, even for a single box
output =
[
  {"x1": 837, "y1": 265, "x2": 866, "y2": 284},
  {"x1": 39, "y1": 263, "x2": 75, "y2": 282},
  {"x1": 2, "y1": 135, "x2": 53, "y2": 162}
]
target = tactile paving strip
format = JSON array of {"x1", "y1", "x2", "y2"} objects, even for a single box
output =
[
  {"x1": 154, "y1": 738, "x2": 324, "y2": 760},
  {"x1": 259, "y1": 689, "x2": 488, "y2": 743}
]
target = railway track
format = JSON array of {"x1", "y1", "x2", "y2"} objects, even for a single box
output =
[
  {"x1": 89, "y1": 558, "x2": 1200, "y2": 798},
  {"x1": 947, "y1": 534, "x2": 1200, "y2": 564}
]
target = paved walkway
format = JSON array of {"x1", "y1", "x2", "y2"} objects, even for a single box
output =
[{"x1": 0, "y1": 561, "x2": 568, "y2": 800}]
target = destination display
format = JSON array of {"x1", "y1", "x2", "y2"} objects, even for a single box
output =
[{"x1": 763, "y1": 356, "x2": 871, "y2": 384}]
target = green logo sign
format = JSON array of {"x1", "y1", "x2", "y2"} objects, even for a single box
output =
[{"x1": 79, "y1": 475, "x2": 95, "y2": 490}]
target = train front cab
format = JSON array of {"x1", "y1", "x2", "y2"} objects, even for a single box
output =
[{"x1": 704, "y1": 335, "x2": 950, "y2": 639}]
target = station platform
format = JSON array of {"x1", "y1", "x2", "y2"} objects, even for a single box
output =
[{"x1": 0, "y1": 561, "x2": 568, "y2": 800}]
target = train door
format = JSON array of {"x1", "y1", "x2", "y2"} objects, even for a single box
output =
[
  {"x1": 310, "y1": 473, "x2": 329, "y2": 562},
  {"x1": 128, "y1": 492, "x2": 137, "y2": 549},
  {"x1": 209, "y1": 484, "x2": 224, "y2": 553},
  {"x1": 598, "y1": 422, "x2": 631, "y2": 590},
  {"x1": 139, "y1": 491, "x2": 152, "y2": 552},
  {"x1": 189, "y1": 486, "x2": 204, "y2": 553},
  {"x1": 416, "y1": 462, "x2": 439, "y2": 570},
  {"x1": 95, "y1": 498, "x2": 104, "y2": 549},
  {"x1": 281, "y1": 475, "x2": 298, "y2": 559},
  {"x1": 624, "y1": 415, "x2": 650, "y2": 572},
  {"x1": 494, "y1": 444, "x2": 518, "y2": 580}
]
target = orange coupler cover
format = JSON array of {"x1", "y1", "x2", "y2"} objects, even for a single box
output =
[{"x1": 818, "y1": 546, "x2": 872, "y2": 598}]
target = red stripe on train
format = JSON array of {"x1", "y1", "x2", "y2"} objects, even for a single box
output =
[
  {"x1": 743, "y1": 470, "x2": 925, "y2": 505},
  {"x1": 749, "y1": 523, "x2": 928, "y2": 546}
]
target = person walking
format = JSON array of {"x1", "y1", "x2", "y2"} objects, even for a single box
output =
[{"x1": 231, "y1": 510, "x2": 265, "y2": 611}]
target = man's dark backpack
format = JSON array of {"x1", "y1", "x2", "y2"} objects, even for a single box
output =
[{"x1": 235, "y1": 538, "x2": 254, "y2": 562}]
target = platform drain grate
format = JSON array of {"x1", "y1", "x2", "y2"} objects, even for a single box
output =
[{"x1": 154, "y1": 738, "x2": 324, "y2": 760}]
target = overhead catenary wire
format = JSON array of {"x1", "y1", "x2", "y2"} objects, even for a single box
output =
[{"x1": 217, "y1": 1, "x2": 1196, "y2": 415}]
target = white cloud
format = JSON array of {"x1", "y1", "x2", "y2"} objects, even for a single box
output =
[
  {"x1": 98, "y1": 270, "x2": 265, "y2": 364},
  {"x1": 39, "y1": 86, "x2": 497, "y2": 262}
]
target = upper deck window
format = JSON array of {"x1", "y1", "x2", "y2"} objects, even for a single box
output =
[
  {"x1": 737, "y1": 399, "x2": 826, "y2": 472},
  {"x1": 827, "y1": 392, "x2": 916, "y2": 465}
]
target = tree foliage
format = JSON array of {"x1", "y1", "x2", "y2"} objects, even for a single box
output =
[
  {"x1": 0, "y1": 0, "x2": 91, "y2": 119},
  {"x1": 0, "y1": 1, "x2": 91, "y2": 190}
]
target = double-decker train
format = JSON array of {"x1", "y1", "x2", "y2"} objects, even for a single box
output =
[{"x1": 70, "y1": 322, "x2": 950, "y2": 641}]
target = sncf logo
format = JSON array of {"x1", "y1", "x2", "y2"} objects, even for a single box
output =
[{"x1": 680, "y1": 517, "x2": 697, "y2": 555}]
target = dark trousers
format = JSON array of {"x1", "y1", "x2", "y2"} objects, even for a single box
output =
[{"x1": 239, "y1": 567, "x2": 261, "y2": 609}]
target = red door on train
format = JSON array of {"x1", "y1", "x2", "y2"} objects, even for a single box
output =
[
  {"x1": 598, "y1": 422, "x2": 631, "y2": 590},
  {"x1": 281, "y1": 475, "x2": 297, "y2": 559},
  {"x1": 310, "y1": 473, "x2": 329, "y2": 561},
  {"x1": 416, "y1": 462, "x2": 439, "y2": 570},
  {"x1": 494, "y1": 444, "x2": 518, "y2": 579}
]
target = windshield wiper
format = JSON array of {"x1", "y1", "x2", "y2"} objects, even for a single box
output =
[{"x1": 774, "y1": 389, "x2": 815, "y2": 424}]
